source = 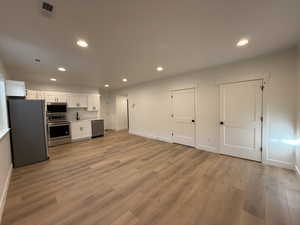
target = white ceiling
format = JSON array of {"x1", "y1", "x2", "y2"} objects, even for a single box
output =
[{"x1": 0, "y1": 0, "x2": 300, "y2": 90}]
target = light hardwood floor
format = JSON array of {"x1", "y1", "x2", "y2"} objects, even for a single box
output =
[{"x1": 2, "y1": 131, "x2": 300, "y2": 225}]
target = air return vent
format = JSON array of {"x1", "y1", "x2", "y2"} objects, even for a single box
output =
[{"x1": 40, "y1": 1, "x2": 54, "y2": 17}]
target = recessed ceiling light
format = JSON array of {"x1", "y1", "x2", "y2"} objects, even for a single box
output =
[
  {"x1": 50, "y1": 78, "x2": 56, "y2": 82},
  {"x1": 104, "y1": 84, "x2": 109, "y2": 88},
  {"x1": 58, "y1": 67, "x2": 66, "y2": 72},
  {"x1": 122, "y1": 78, "x2": 127, "y2": 82},
  {"x1": 156, "y1": 66, "x2": 164, "y2": 71},
  {"x1": 77, "y1": 39, "x2": 88, "y2": 48},
  {"x1": 237, "y1": 38, "x2": 249, "y2": 47}
]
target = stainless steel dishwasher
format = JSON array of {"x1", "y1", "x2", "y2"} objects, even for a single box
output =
[{"x1": 91, "y1": 119, "x2": 104, "y2": 138}]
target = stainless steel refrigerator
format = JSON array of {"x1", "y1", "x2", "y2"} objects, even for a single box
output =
[{"x1": 8, "y1": 99, "x2": 49, "y2": 168}]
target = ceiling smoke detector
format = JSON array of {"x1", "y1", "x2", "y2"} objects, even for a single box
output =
[{"x1": 40, "y1": 1, "x2": 54, "y2": 17}]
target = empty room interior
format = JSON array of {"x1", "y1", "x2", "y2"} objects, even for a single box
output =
[{"x1": 1, "y1": 0, "x2": 300, "y2": 225}]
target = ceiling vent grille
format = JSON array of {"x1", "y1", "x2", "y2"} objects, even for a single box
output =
[{"x1": 40, "y1": 1, "x2": 54, "y2": 17}]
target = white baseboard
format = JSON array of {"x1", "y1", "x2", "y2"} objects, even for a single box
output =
[
  {"x1": 156, "y1": 136, "x2": 172, "y2": 143},
  {"x1": 0, "y1": 164, "x2": 12, "y2": 224},
  {"x1": 72, "y1": 137, "x2": 91, "y2": 142},
  {"x1": 130, "y1": 130, "x2": 296, "y2": 171},
  {"x1": 129, "y1": 130, "x2": 172, "y2": 143},
  {"x1": 196, "y1": 144, "x2": 217, "y2": 153},
  {"x1": 115, "y1": 128, "x2": 129, "y2": 132},
  {"x1": 295, "y1": 165, "x2": 300, "y2": 176},
  {"x1": 264, "y1": 159, "x2": 294, "y2": 170}
]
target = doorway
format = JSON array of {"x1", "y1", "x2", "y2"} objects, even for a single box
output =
[
  {"x1": 171, "y1": 88, "x2": 196, "y2": 147},
  {"x1": 127, "y1": 99, "x2": 129, "y2": 130},
  {"x1": 219, "y1": 80, "x2": 263, "y2": 161},
  {"x1": 115, "y1": 96, "x2": 128, "y2": 131}
]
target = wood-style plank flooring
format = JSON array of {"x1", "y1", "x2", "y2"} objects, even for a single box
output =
[{"x1": 2, "y1": 131, "x2": 300, "y2": 225}]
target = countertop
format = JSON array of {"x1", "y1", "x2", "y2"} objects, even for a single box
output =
[{"x1": 70, "y1": 118, "x2": 104, "y2": 122}]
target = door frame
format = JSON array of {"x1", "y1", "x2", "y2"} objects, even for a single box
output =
[
  {"x1": 127, "y1": 99, "x2": 129, "y2": 130},
  {"x1": 216, "y1": 74, "x2": 270, "y2": 164},
  {"x1": 219, "y1": 79, "x2": 264, "y2": 162},
  {"x1": 170, "y1": 87, "x2": 197, "y2": 147}
]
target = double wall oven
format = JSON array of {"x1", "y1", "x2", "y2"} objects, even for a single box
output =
[{"x1": 47, "y1": 103, "x2": 71, "y2": 147}]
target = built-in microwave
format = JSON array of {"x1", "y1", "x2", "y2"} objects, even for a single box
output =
[{"x1": 47, "y1": 103, "x2": 67, "y2": 114}]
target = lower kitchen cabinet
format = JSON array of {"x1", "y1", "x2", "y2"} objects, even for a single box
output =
[{"x1": 71, "y1": 120, "x2": 91, "y2": 140}]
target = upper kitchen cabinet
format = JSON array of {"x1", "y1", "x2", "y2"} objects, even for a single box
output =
[
  {"x1": 26, "y1": 89, "x2": 38, "y2": 100},
  {"x1": 44, "y1": 92, "x2": 67, "y2": 103},
  {"x1": 44, "y1": 92, "x2": 57, "y2": 103},
  {"x1": 35, "y1": 90, "x2": 45, "y2": 100},
  {"x1": 6, "y1": 80, "x2": 26, "y2": 97},
  {"x1": 57, "y1": 94, "x2": 67, "y2": 103},
  {"x1": 87, "y1": 94, "x2": 100, "y2": 111},
  {"x1": 26, "y1": 89, "x2": 45, "y2": 100},
  {"x1": 26, "y1": 90, "x2": 67, "y2": 103},
  {"x1": 68, "y1": 94, "x2": 88, "y2": 108},
  {"x1": 25, "y1": 89, "x2": 99, "y2": 110}
]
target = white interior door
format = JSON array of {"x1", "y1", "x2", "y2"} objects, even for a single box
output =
[
  {"x1": 172, "y1": 88, "x2": 196, "y2": 147},
  {"x1": 220, "y1": 80, "x2": 263, "y2": 161}
]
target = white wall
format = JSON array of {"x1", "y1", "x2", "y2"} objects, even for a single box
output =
[
  {"x1": 296, "y1": 43, "x2": 300, "y2": 174},
  {"x1": 112, "y1": 48, "x2": 298, "y2": 169},
  {"x1": 0, "y1": 60, "x2": 12, "y2": 222}
]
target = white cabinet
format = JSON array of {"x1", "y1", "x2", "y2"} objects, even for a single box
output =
[
  {"x1": 68, "y1": 94, "x2": 88, "y2": 108},
  {"x1": 26, "y1": 90, "x2": 38, "y2": 99},
  {"x1": 26, "y1": 90, "x2": 99, "y2": 110},
  {"x1": 45, "y1": 92, "x2": 67, "y2": 103},
  {"x1": 56, "y1": 93, "x2": 67, "y2": 103},
  {"x1": 44, "y1": 93, "x2": 57, "y2": 103},
  {"x1": 36, "y1": 91, "x2": 45, "y2": 100},
  {"x1": 6, "y1": 80, "x2": 26, "y2": 97},
  {"x1": 71, "y1": 120, "x2": 91, "y2": 140},
  {"x1": 26, "y1": 90, "x2": 45, "y2": 100},
  {"x1": 87, "y1": 94, "x2": 100, "y2": 111}
]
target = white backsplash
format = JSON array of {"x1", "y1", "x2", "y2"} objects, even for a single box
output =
[{"x1": 67, "y1": 108, "x2": 99, "y2": 121}]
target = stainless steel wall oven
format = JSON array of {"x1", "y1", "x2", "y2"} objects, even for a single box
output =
[
  {"x1": 48, "y1": 121, "x2": 71, "y2": 146},
  {"x1": 47, "y1": 102, "x2": 71, "y2": 147}
]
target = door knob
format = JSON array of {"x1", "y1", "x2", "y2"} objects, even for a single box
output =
[
  {"x1": 220, "y1": 121, "x2": 224, "y2": 125},
  {"x1": 192, "y1": 119, "x2": 195, "y2": 123}
]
